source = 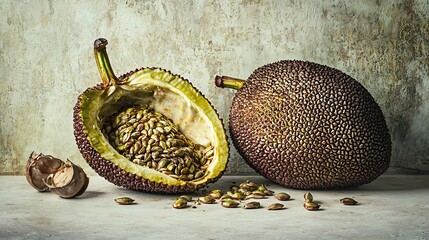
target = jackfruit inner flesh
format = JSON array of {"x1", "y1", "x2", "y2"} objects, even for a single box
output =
[{"x1": 80, "y1": 69, "x2": 225, "y2": 186}]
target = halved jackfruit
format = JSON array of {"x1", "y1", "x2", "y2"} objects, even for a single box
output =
[{"x1": 73, "y1": 39, "x2": 228, "y2": 193}]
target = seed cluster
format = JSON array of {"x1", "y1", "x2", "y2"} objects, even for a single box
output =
[
  {"x1": 170, "y1": 180, "x2": 357, "y2": 211},
  {"x1": 229, "y1": 60, "x2": 391, "y2": 189},
  {"x1": 172, "y1": 180, "x2": 289, "y2": 210},
  {"x1": 103, "y1": 107, "x2": 214, "y2": 181}
]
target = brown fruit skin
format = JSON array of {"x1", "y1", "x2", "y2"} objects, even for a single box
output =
[
  {"x1": 229, "y1": 60, "x2": 391, "y2": 189},
  {"x1": 73, "y1": 70, "x2": 227, "y2": 194},
  {"x1": 46, "y1": 160, "x2": 89, "y2": 199},
  {"x1": 25, "y1": 152, "x2": 64, "y2": 192}
]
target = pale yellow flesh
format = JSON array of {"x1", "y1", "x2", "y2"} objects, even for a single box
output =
[{"x1": 81, "y1": 68, "x2": 228, "y2": 187}]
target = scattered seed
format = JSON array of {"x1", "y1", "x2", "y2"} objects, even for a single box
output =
[
  {"x1": 114, "y1": 197, "x2": 135, "y2": 205},
  {"x1": 245, "y1": 181, "x2": 259, "y2": 191},
  {"x1": 303, "y1": 201, "x2": 321, "y2": 211},
  {"x1": 231, "y1": 192, "x2": 246, "y2": 200},
  {"x1": 198, "y1": 196, "x2": 216, "y2": 204},
  {"x1": 208, "y1": 190, "x2": 223, "y2": 199},
  {"x1": 246, "y1": 193, "x2": 266, "y2": 199},
  {"x1": 243, "y1": 201, "x2": 261, "y2": 209},
  {"x1": 275, "y1": 192, "x2": 291, "y2": 201},
  {"x1": 267, "y1": 203, "x2": 284, "y2": 210},
  {"x1": 264, "y1": 190, "x2": 275, "y2": 196},
  {"x1": 304, "y1": 192, "x2": 313, "y2": 203},
  {"x1": 178, "y1": 195, "x2": 193, "y2": 202},
  {"x1": 219, "y1": 194, "x2": 233, "y2": 202},
  {"x1": 340, "y1": 197, "x2": 358, "y2": 205},
  {"x1": 172, "y1": 198, "x2": 188, "y2": 209},
  {"x1": 257, "y1": 184, "x2": 268, "y2": 191},
  {"x1": 221, "y1": 200, "x2": 239, "y2": 208}
]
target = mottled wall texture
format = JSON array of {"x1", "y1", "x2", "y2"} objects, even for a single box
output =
[{"x1": 1, "y1": 0, "x2": 428, "y2": 175}]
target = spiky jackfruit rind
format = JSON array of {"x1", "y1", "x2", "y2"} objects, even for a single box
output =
[
  {"x1": 229, "y1": 60, "x2": 391, "y2": 189},
  {"x1": 73, "y1": 68, "x2": 229, "y2": 193}
]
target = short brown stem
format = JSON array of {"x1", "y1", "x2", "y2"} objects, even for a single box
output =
[{"x1": 215, "y1": 76, "x2": 246, "y2": 90}]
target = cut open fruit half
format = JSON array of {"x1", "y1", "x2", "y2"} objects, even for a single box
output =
[{"x1": 73, "y1": 38, "x2": 229, "y2": 193}]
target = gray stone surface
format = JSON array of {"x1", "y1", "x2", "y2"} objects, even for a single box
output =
[
  {"x1": 1, "y1": 175, "x2": 428, "y2": 239},
  {"x1": 1, "y1": 1, "x2": 428, "y2": 175}
]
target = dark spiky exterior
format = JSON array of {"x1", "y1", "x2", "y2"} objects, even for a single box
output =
[
  {"x1": 229, "y1": 60, "x2": 391, "y2": 189},
  {"x1": 73, "y1": 68, "x2": 228, "y2": 194}
]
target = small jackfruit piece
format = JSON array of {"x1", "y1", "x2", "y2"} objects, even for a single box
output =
[
  {"x1": 216, "y1": 60, "x2": 391, "y2": 189},
  {"x1": 73, "y1": 39, "x2": 229, "y2": 193}
]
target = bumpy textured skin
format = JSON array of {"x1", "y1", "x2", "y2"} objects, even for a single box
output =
[
  {"x1": 230, "y1": 60, "x2": 391, "y2": 189},
  {"x1": 73, "y1": 69, "x2": 227, "y2": 194}
]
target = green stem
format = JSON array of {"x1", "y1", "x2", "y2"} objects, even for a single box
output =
[
  {"x1": 215, "y1": 76, "x2": 246, "y2": 90},
  {"x1": 94, "y1": 38, "x2": 118, "y2": 87}
]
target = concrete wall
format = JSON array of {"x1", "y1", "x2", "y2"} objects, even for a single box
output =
[{"x1": 1, "y1": 0, "x2": 428, "y2": 175}]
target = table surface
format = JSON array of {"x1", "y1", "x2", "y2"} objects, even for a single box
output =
[{"x1": 1, "y1": 175, "x2": 428, "y2": 240}]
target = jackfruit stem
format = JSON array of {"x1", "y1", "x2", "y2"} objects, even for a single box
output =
[
  {"x1": 215, "y1": 76, "x2": 246, "y2": 90},
  {"x1": 94, "y1": 38, "x2": 119, "y2": 87}
]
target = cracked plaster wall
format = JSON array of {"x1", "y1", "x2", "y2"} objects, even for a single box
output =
[{"x1": 0, "y1": 0, "x2": 428, "y2": 175}]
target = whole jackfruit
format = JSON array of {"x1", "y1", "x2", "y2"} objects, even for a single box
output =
[{"x1": 216, "y1": 60, "x2": 391, "y2": 189}]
